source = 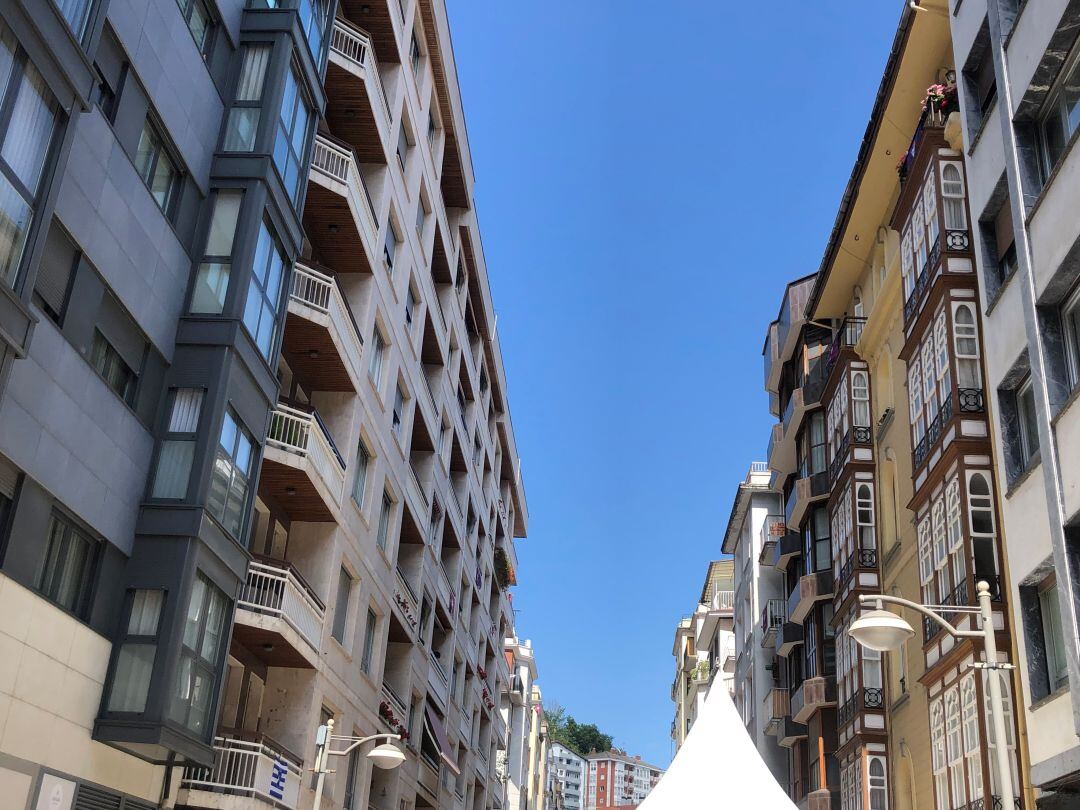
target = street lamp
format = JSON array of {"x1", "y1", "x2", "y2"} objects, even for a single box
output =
[
  {"x1": 311, "y1": 718, "x2": 406, "y2": 809},
  {"x1": 849, "y1": 580, "x2": 1015, "y2": 810}
]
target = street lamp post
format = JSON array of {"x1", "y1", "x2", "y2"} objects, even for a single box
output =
[
  {"x1": 311, "y1": 717, "x2": 406, "y2": 810},
  {"x1": 848, "y1": 580, "x2": 1015, "y2": 810}
]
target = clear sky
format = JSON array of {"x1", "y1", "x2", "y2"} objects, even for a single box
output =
[{"x1": 447, "y1": 0, "x2": 902, "y2": 767}]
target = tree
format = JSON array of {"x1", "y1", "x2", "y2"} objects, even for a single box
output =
[{"x1": 543, "y1": 702, "x2": 613, "y2": 756}]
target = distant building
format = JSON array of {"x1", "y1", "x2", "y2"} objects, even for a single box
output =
[
  {"x1": 584, "y1": 749, "x2": 664, "y2": 809},
  {"x1": 549, "y1": 742, "x2": 588, "y2": 810}
]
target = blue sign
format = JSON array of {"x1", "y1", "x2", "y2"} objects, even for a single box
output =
[{"x1": 269, "y1": 757, "x2": 288, "y2": 800}]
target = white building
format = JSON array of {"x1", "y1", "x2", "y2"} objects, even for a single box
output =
[
  {"x1": 944, "y1": 0, "x2": 1080, "y2": 800},
  {"x1": 501, "y1": 638, "x2": 539, "y2": 810},
  {"x1": 721, "y1": 461, "x2": 788, "y2": 789},
  {"x1": 548, "y1": 742, "x2": 587, "y2": 810}
]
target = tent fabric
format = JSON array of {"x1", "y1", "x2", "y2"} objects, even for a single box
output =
[
  {"x1": 423, "y1": 702, "x2": 460, "y2": 776},
  {"x1": 639, "y1": 686, "x2": 796, "y2": 808}
]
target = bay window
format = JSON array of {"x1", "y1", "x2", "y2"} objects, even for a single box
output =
[
  {"x1": 946, "y1": 687, "x2": 966, "y2": 807},
  {"x1": 242, "y1": 217, "x2": 288, "y2": 359},
  {"x1": 960, "y1": 674, "x2": 983, "y2": 803},
  {"x1": 223, "y1": 46, "x2": 270, "y2": 152},
  {"x1": 941, "y1": 163, "x2": 967, "y2": 231},
  {"x1": 273, "y1": 61, "x2": 313, "y2": 202},
  {"x1": 191, "y1": 190, "x2": 243, "y2": 314},
  {"x1": 852, "y1": 371, "x2": 870, "y2": 430},
  {"x1": 170, "y1": 573, "x2": 229, "y2": 736},
  {"x1": 952, "y1": 304, "x2": 981, "y2": 390},
  {"x1": 208, "y1": 408, "x2": 255, "y2": 538},
  {"x1": 923, "y1": 168, "x2": 939, "y2": 247},
  {"x1": 966, "y1": 471, "x2": 999, "y2": 597},
  {"x1": 868, "y1": 758, "x2": 887, "y2": 810},
  {"x1": 930, "y1": 698, "x2": 948, "y2": 810},
  {"x1": 106, "y1": 589, "x2": 164, "y2": 713},
  {"x1": 151, "y1": 388, "x2": 204, "y2": 499}
]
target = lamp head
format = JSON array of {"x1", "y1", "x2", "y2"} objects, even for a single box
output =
[
  {"x1": 849, "y1": 608, "x2": 916, "y2": 652},
  {"x1": 368, "y1": 742, "x2": 406, "y2": 770}
]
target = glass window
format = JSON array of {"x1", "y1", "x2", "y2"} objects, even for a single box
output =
[
  {"x1": 1064, "y1": 285, "x2": 1080, "y2": 390},
  {"x1": 376, "y1": 489, "x2": 393, "y2": 550},
  {"x1": 152, "y1": 388, "x2": 204, "y2": 499},
  {"x1": 273, "y1": 62, "x2": 313, "y2": 201},
  {"x1": 405, "y1": 285, "x2": 418, "y2": 328},
  {"x1": 331, "y1": 566, "x2": 352, "y2": 644},
  {"x1": 352, "y1": 439, "x2": 371, "y2": 507},
  {"x1": 242, "y1": 217, "x2": 287, "y2": 359},
  {"x1": 208, "y1": 409, "x2": 255, "y2": 538},
  {"x1": 134, "y1": 119, "x2": 179, "y2": 214},
  {"x1": 1039, "y1": 47, "x2": 1080, "y2": 174},
  {"x1": 397, "y1": 123, "x2": 410, "y2": 170},
  {"x1": 960, "y1": 674, "x2": 983, "y2": 802},
  {"x1": 369, "y1": 326, "x2": 386, "y2": 383},
  {"x1": 941, "y1": 164, "x2": 966, "y2": 231},
  {"x1": 361, "y1": 608, "x2": 377, "y2": 673},
  {"x1": 224, "y1": 46, "x2": 270, "y2": 152},
  {"x1": 852, "y1": 371, "x2": 870, "y2": 428},
  {"x1": 383, "y1": 221, "x2": 399, "y2": 273},
  {"x1": 191, "y1": 190, "x2": 243, "y2": 313},
  {"x1": 392, "y1": 384, "x2": 406, "y2": 438},
  {"x1": 52, "y1": 0, "x2": 93, "y2": 41},
  {"x1": 410, "y1": 32, "x2": 421, "y2": 77},
  {"x1": 90, "y1": 329, "x2": 138, "y2": 405},
  {"x1": 1040, "y1": 581, "x2": 1068, "y2": 692},
  {"x1": 297, "y1": 0, "x2": 330, "y2": 62},
  {"x1": 38, "y1": 512, "x2": 98, "y2": 616},
  {"x1": 175, "y1": 0, "x2": 213, "y2": 54},
  {"x1": 953, "y1": 304, "x2": 981, "y2": 390},
  {"x1": 107, "y1": 589, "x2": 164, "y2": 713},
  {"x1": 1016, "y1": 377, "x2": 1040, "y2": 466},
  {"x1": 0, "y1": 27, "x2": 60, "y2": 289},
  {"x1": 170, "y1": 573, "x2": 229, "y2": 736}
]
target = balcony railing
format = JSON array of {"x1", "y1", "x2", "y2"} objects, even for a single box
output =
[
  {"x1": 291, "y1": 262, "x2": 364, "y2": 372},
  {"x1": 266, "y1": 404, "x2": 347, "y2": 501},
  {"x1": 903, "y1": 235, "x2": 942, "y2": 324},
  {"x1": 824, "y1": 316, "x2": 867, "y2": 379},
  {"x1": 761, "y1": 598, "x2": 786, "y2": 638},
  {"x1": 913, "y1": 387, "x2": 986, "y2": 469},
  {"x1": 924, "y1": 579, "x2": 969, "y2": 643},
  {"x1": 310, "y1": 133, "x2": 378, "y2": 254},
  {"x1": 759, "y1": 515, "x2": 786, "y2": 564},
  {"x1": 329, "y1": 19, "x2": 392, "y2": 122},
  {"x1": 239, "y1": 559, "x2": 326, "y2": 651},
  {"x1": 181, "y1": 734, "x2": 303, "y2": 809},
  {"x1": 837, "y1": 687, "x2": 885, "y2": 728},
  {"x1": 838, "y1": 548, "x2": 879, "y2": 590}
]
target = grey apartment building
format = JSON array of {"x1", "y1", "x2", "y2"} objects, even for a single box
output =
[{"x1": 0, "y1": 1, "x2": 529, "y2": 809}]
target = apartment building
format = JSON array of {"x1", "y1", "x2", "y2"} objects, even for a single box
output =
[
  {"x1": 501, "y1": 638, "x2": 539, "y2": 810},
  {"x1": 584, "y1": 750, "x2": 662, "y2": 810},
  {"x1": 720, "y1": 461, "x2": 787, "y2": 788},
  {"x1": 669, "y1": 559, "x2": 735, "y2": 752},
  {"x1": 0, "y1": 1, "x2": 529, "y2": 809},
  {"x1": 941, "y1": 0, "x2": 1080, "y2": 802},
  {"x1": 526, "y1": 685, "x2": 548, "y2": 810},
  {"x1": 548, "y1": 742, "x2": 587, "y2": 810}
]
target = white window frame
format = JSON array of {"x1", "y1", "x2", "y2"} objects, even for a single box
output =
[{"x1": 941, "y1": 162, "x2": 967, "y2": 231}]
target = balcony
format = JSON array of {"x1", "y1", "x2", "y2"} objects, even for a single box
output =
[
  {"x1": 233, "y1": 558, "x2": 326, "y2": 668},
  {"x1": 281, "y1": 263, "x2": 364, "y2": 393},
  {"x1": 305, "y1": 133, "x2": 377, "y2": 274},
  {"x1": 180, "y1": 733, "x2": 303, "y2": 810},
  {"x1": 776, "y1": 621, "x2": 804, "y2": 658},
  {"x1": 759, "y1": 515, "x2": 786, "y2": 565},
  {"x1": 912, "y1": 387, "x2": 986, "y2": 471},
  {"x1": 788, "y1": 570, "x2": 834, "y2": 625},
  {"x1": 262, "y1": 404, "x2": 346, "y2": 521},
  {"x1": 772, "y1": 529, "x2": 802, "y2": 570},
  {"x1": 763, "y1": 687, "x2": 789, "y2": 736},
  {"x1": 827, "y1": 426, "x2": 873, "y2": 487},
  {"x1": 836, "y1": 686, "x2": 885, "y2": 729},
  {"x1": 791, "y1": 676, "x2": 837, "y2": 723},
  {"x1": 761, "y1": 598, "x2": 785, "y2": 648},
  {"x1": 778, "y1": 715, "x2": 807, "y2": 748},
  {"x1": 428, "y1": 650, "x2": 451, "y2": 707},
  {"x1": 822, "y1": 316, "x2": 867, "y2": 382},
  {"x1": 836, "y1": 548, "x2": 880, "y2": 604},
  {"x1": 785, "y1": 471, "x2": 830, "y2": 529},
  {"x1": 325, "y1": 18, "x2": 391, "y2": 163},
  {"x1": 393, "y1": 568, "x2": 421, "y2": 638},
  {"x1": 695, "y1": 590, "x2": 734, "y2": 652}
]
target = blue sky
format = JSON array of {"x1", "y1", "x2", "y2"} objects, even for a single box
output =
[{"x1": 447, "y1": 1, "x2": 901, "y2": 767}]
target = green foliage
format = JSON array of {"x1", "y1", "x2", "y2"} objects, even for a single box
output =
[{"x1": 544, "y1": 701, "x2": 614, "y2": 756}]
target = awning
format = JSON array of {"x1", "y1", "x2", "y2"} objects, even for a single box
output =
[
  {"x1": 423, "y1": 702, "x2": 460, "y2": 776},
  {"x1": 638, "y1": 686, "x2": 795, "y2": 809}
]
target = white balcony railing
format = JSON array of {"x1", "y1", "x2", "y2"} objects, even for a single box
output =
[
  {"x1": 290, "y1": 263, "x2": 364, "y2": 383},
  {"x1": 711, "y1": 590, "x2": 735, "y2": 612},
  {"x1": 310, "y1": 134, "x2": 378, "y2": 258},
  {"x1": 330, "y1": 19, "x2": 391, "y2": 123},
  {"x1": 181, "y1": 735, "x2": 302, "y2": 809},
  {"x1": 266, "y1": 404, "x2": 346, "y2": 506},
  {"x1": 238, "y1": 560, "x2": 325, "y2": 651}
]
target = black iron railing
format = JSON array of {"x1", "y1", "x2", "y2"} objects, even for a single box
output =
[
  {"x1": 824, "y1": 316, "x2": 868, "y2": 379},
  {"x1": 903, "y1": 237, "x2": 942, "y2": 324},
  {"x1": 924, "y1": 580, "x2": 969, "y2": 643}
]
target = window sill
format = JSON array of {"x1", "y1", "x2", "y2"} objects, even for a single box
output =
[
  {"x1": 983, "y1": 267, "x2": 1018, "y2": 317},
  {"x1": 1051, "y1": 380, "x2": 1080, "y2": 426},
  {"x1": 966, "y1": 105, "x2": 996, "y2": 157},
  {"x1": 1024, "y1": 121, "x2": 1080, "y2": 228},
  {"x1": 1004, "y1": 451, "x2": 1042, "y2": 498},
  {"x1": 1028, "y1": 683, "x2": 1069, "y2": 713}
]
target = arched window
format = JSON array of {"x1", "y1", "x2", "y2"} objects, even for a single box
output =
[
  {"x1": 923, "y1": 168, "x2": 940, "y2": 247},
  {"x1": 869, "y1": 757, "x2": 888, "y2": 810},
  {"x1": 909, "y1": 360, "x2": 925, "y2": 444},
  {"x1": 922, "y1": 337, "x2": 939, "y2": 423},
  {"x1": 953, "y1": 304, "x2": 981, "y2": 390},
  {"x1": 961, "y1": 674, "x2": 983, "y2": 804},
  {"x1": 918, "y1": 514, "x2": 935, "y2": 604},
  {"x1": 942, "y1": 163, "x2": 967, "y2": 230},
  {"x1": 946, "y1": 687, "x2": 967, "y2": 807},
  {"x1": 857, "y1": 483, "x2": 875, "y2": 551},
  {"x1": 934, "y1": 311, "x2": 952, "y2": 408},
  {"x1": 931, "y1": 698, "x2": 948, "y2": 810},
  {"x1": 902, "y1": 229, "x2": 915, "y2": 298},
  {"x1": 967, "y1": 471, "x2": 999, "y2": 595},
  {"x1": 852, "y1": 371, "x2": 871, "y2": 429},
  {"x1": 932, "y1": 496, "x2": 950, "y2": 600}
]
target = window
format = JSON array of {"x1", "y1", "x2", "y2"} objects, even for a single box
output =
[
  {"x1": 208, "y1": 409, "x2": 255, "y2": 538},
  {"x1": 415, "y1": 195, "x2": 427, "y2": 238},
  {"x1": 799, "y1": 411, "x2": 826, "y2": 477},
  {"x1": 361, "y1": 608, "x2": 377, "y2": 673},
  {"x1": 39, "y1": 511, "x2": 99, "y2": 616},
  {"x1": 106, "y1": 590, "x2": 164, "y2": 713},
  {"x1": 1038, "y1": 42, "x2": 1080, "y2": 175},
  {"x1": 151, "y1": 388, "x2": 203, "y2": 499},
  {"x1": 410, "y1": 32, "x2": 422, "y2": 78},
  {"x1": 297, "y1": 0, "x2": 330, "y2": 62},
  {"x1": 352, "y1": 439, "x2": 371, "y2": 507},
  {"x1": 383, "y1": 220, "x2": 399, "y2": 274},
  {"x1": 852, "y1": 371, "x2": 870, "y2": 428},
  {"x1": 273, "y1": 62, "x2": 313, "y2": 201},
  {"x1": 90, "y1": 328, "x2": 138, "y2": 405},
  {"x1": 134, "y1": 119, "x2": 179, "y2": 214},
  {"x1": 397, "y1": 122, "x2": 411, "y2": 170},
  {"x1": 331, "y1": 566, "x2": 353, "y2": 644},
  {"x1": 1016, "y1": 376, "x2": 1040, "y2": 467},
  {"x1": 805, "y1": 506, "x2": 831, "y2": 573},
  {"x1": 968, "y1": 46, "x2": 997, "y2": 124},
  {"x1": 990, "y1": 197, "x2": 1017, "y2": 287},
  {"x1": 930, "y1": 698, "x2": 948, "y2": 810},
  {"x1": 405, "y1": 285, "x2": 418, "y2": 329},
  {"x1": 1039, "y1": 579, "x2": 1068, "y2": 693},
  {"x1": 923, "y1": 168, "x2": 940, "y2": 247},
  {"x1": 427, "y1": 110, "x2": 437, "y2": 146},
  {"x1": 369, "y1": 326, "x2": 386, "y2": 384},
  {"x1": 901, "y1": 229, "x2": 914, "y2": 299},
  {"x1": 953, "y1": 304, "x2": 981, "y2": 390},
  {"x1": 856, "y1": 484, "x2": 875, "y2": 551},
  {"x1": 191, "y1": 190, "x2": 243, "y2": 313},
  {"x1": 170, "y1": 573, "x2": 228, "y2": 736},
  {"x1": 175, "y1": 0, "x2": 213, "y2": 54},
  {"x1": 376, "y1": 489, "x2": 394, "y2": 550},
  {"x1": 52, "y1": 0, "x2": 93, "y2": 41},
  {"x1": 960, "y1": 673, "x2": 983, "y2": 802},
  {"x1": 242, "y1": 217, "x2": 287, "y2": 359},
  {"x1": 0, "y1": 26, "x2": 60, "y2": 288},
  {"x1": 941, "y1": 164, "x2": 967, "y2": 231},
  {"x1": 984, "y1": 671, "x2": 1017, "y2": 798},
  {"x1": 946, "y1": 687, "x2": 966, "y2": 807},
  {"x1": 1061, "y1": 285, "x2": 1080, "y2": 390},
  {"x1": 966, "y1": 471, "x2": 999, "y2": 596},
  {"x1": 224, "y1": 46, "x2": 270, "y2": 152},
  {"x1": 392, "y1": 383, "x2": 407, "y2": 438},
  {"x1": 868, "y1": 757, "x2": 887, "y2": 810}
]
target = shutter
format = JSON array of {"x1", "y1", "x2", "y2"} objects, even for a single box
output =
[
  {"x1": 0, "y1": 454, "x2": 18, "y2": 500},
  {"x1": 35, "y1": 224, "x2": 78, "y2": 319},
  {"x1": 73, "y1": 784, "x2": 123, "y2": 810}
]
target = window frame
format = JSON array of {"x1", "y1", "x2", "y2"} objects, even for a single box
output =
[
  {"x1": 38, "y1": 509, "x2": 101, "y2": 618},
  {"x1": 1037, "y1": 38, "x2": 1080, "y2": 177},
  {"x1": 1061, "y1": 283, "x2": 1080, "y2": 391},
  {"x1": 1015, "y1": 375, "x2": 1040, "y2": 467},
  {"x1": 175, "y1": 0, "x2": 215, "y2": 57},
  {"x1": 169, "y1": 572, "x2": 230, "y2": 737},
  {"x1": 105, "y1": 589, "x2": 166, "y2": 714},
  {"x1": 207, "y1": 407, "x2": 256, "y2": 540},
  {"x1": 134, "y1": 116, "x2": 181, "y2": 216}
]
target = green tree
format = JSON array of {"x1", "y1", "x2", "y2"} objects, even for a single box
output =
[{"x1": 543, "y1": 702, "x2": 613, "y2": 755}]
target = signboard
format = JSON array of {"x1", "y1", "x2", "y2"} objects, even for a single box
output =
[{"x1": 35, "y1": 775, "x2": 75, "y2": 810}]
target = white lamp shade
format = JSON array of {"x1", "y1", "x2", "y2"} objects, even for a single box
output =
[
  {"x1": 848, "y1": 609, "x2": 916, "y2": 652},
  {"x1": 368, "y1": 742, "x2": 406, "y2": 770}
]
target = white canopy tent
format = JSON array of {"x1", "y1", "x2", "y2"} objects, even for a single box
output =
[{"x1": 639, "y1": 686, "x2": 795, "y2": 808}]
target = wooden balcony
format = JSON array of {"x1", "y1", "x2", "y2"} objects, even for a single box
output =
[
  {"x1": 305, "y1": 133, "x2": 378, "y2": 273},
  {"x1": 325, "y1": 18, "x2": 392, "y2": 164},
  {"x1": 261, "y1": 404, "x2": 346, "y2": 521}
]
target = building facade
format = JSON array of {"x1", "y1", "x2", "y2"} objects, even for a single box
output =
[
  {"x1": 547, "y1": 742, "x2": 587, "y2": 810},
  {"x1": 0, "y1": 1, "x2": 530, "y2": 810},
  {"x1": 501, "y1": 638, "x2": 539, "y2": 810},
  {"x1": 721, "y1": 461, "x2": 788, "y2": 789},
  {"x1": 584, "y1": 750, "x2": 662, "y2": 810},
  {"x1": 943, "y1": 0, "x2": 1080, "y2": 802}
]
